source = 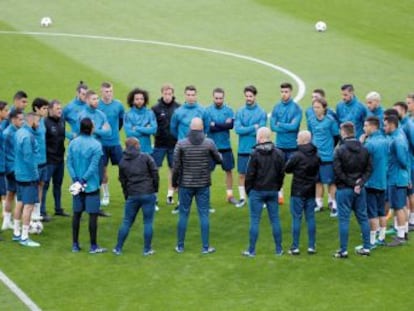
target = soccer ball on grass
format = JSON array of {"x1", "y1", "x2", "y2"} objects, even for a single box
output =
[
  {"x1": 29, "y1": 220, "x2": 44, "y2": 234},
  {"x1": 40, "y1": 17, "x2": 53, "y2": 27},
  {"x1": 315, "y1": 21, "x2": 327, "y2": 32}
]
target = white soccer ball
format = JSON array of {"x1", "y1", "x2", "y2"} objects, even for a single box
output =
[
  {"x1": 29, "y1": 220, "x2": 44, "y2": 234},
  {"x1": 40, "y1": 17, "x2": 52, "y2": 27},
  {"x1": 315, "y1": 21, "x2": 327, "y2": 32}
]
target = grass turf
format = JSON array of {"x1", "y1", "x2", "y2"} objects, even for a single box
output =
[{"x1": 0, "y1": 0, "x2": 413, "y2": 310}]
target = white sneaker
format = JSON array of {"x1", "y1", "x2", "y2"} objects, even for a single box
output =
[
  {"x1": 236, "y1": 199, "x2": 246, "y2": 208},
  {"x1": 155, "y1": 204, "x2": 160, "y2": 212},
  {"x1": 101, "y1": 196, "x2": 110, "y2": 206},
  {"x1": 1, "y1": 221, "x2": 14, "y2": 231},
  {"x1": 209, "y1": 208, "x2": 216, "y2": 213}
]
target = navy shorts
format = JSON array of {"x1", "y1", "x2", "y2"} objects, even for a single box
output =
[
  {"x1": 102, "y1": 145, "x2": 123, "y2": 166},
  {"x1": 0, "y1": 174, "x2": 6, "y2": 196},
  {"x1": 6, "y1": 172, "x2": 17, "y2": 193},
  {"x1": 211, "y1": 149, "x2": 235, "y2": 172},
  {"x1": 38, "y1": 164, "x2": 48, "y2": 183},
  {"x1": 152, "y1": 147, "x2": 174, "y2": 168},
  {"x1": 72, "y1": 190, "x2": 101, "y2": 214},
  {"x1": 237, "y1": 154, "x2": 250, "y2": 174},
  {"x1": 318, "y1": 162, "x2": 335, "y2": 185},
  {"x1": 279, "y1": 148, "x2": 297, "y2": 162},
  {"x1": 16, "y1": 181, "x2": 39, "y2": 205},
  {"x1": 366, "y1": 188, "x2": 386, "y2": 218},
  {"x1": 388, "y1": 186, "x2": 407, "y2": 210},
  {"x1": 408, "y1": 168, "x2": 414, "y2": 196}
]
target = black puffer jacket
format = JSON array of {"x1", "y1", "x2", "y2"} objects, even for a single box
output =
[
  {"x1": 172, "y1": 130, "x2": 222, "y2": 188},
  {"x1": 245, "y1": 142, "x2": 285, "y2": 194},
  {"x1": 151, "y1": 97, "x2": 180, "y2": 148},
  {"x1": 285, "y1": 143, "x2": 320, "y2": 198},
  {"x1": 118, "y1": 147, "x2": 159, "y2": 198},
  {"x1": 333, "y1": 137, "x2": 372, "y2": 189}
]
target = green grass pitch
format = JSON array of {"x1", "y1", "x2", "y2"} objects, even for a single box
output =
[{"x1": 0, "y1": 0, "x2": 413, "y2": 310}]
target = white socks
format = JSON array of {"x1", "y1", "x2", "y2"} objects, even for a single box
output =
[
  {"x1": 238, "y1": 186, "x2": 246, "y2": 201},
  {"x1": 13, "y1": 219, "x2": 21, "y2": 236},
  {"x1": 102, "y1": 183, "x2": 109, "y2": 198},
  {"x1": 21, "y1": 224, "x2": 29, "y2": 241},
  {"x1": 315, "y1": 198, "x2": 323, "y2": 208},
  {"x1": 378, "y1": 227, "x2": 386, "y2": 241}
]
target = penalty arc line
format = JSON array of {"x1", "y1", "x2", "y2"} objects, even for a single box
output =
[
  {"x1": 0, "y1": 30, "x2": 306, "y2": 103},
  {"x1": 0, "y1": 269, "x2": 42, "y2": 311}
]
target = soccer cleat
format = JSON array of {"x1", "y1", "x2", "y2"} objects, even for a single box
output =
[
  {"x1": 275, "y1": 249, "x2": 284, "y2": 256},
  {"x1": 235, "y1": 199, "x2": 246, "y2": 208},
  {"x1": 307, "y1": 248, "x2": 316, "y2": 255},
  {"x1": 12, "y1": 234, "x2": 21, "y2": 242},
  {"x1": 175, "y1": 246, "x2": 184, "y2": 253},
  {"x1": 112, "y1": 248, "x2": 122, "y2": 255},
  {"x1": 72, "y1": 243, "x2": 81, "y2": 253},
  {"x1": 171, "y1": 206, "x2": 179, "y2": 214},
  {"x1": 209, "y1": 208, "x2": 216, "y2": 214},
  {"x1": 330, "y1": 208, "x2": 338, "y2": 217},
  {"x1": 242, "y1": 250, "x2": 256, "y2": 257},
  {"x1": 101, "y1": 196, "x2": 110, "y2": 206},
  {"x1": 155, "y1": 204, "x2": 160, "y2": 212},
  {"x1": 385, "y1": 227, "x2": 397, "y2": 236},
  {"x1": 356, "y1": 248, "x2": 370, "y2": 256},
  {"x1": 98, "y1": 210, "x2": 111, "y2": 217},
  {"x1": 387, "y1": 237, "x2": 406, "y2": 247},
  {"x1": 202, "y1": 246, "x2": 216, "y2": 254},
  {"x1": 166, "y1": 196, "x2": 174, "y2": 205},
  {"x1": 288, "y1": 248, "x2": 300, "y2": 255},
  {"x1": 227, "y1": 197, "x2": 239, "y2": 205},
  {"x1": 375, "y1": 239, "x2": 386, "y2": 246},
  {"x1": 89, "y1": 246, "x2": 107, "y2": 254},
  {"x1": 19, "y1": 238, "x2": 40, "y2": 247},
  {"x1": 41, "y1": 215, "x2": 52, "y2": 222},
  {"x1": 314, "y1": 206, "x2": 323, "y2": 212},
  {"x1": 143, "y1": 249, "x2": 155, "y2": 256},
  {"x1": 1, "y1": 221, "x2": 14, "y2": 231},
  {"x1": 333, "y1": 250, "x2": 348, "y2": 259}
]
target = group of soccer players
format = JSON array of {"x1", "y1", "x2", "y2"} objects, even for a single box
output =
[{"x1": 0, "y1": 80, "x2": 413, "y2": 256}]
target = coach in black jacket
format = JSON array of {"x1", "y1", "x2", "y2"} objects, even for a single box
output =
[
  {"x1": 172, "y1": 117, "x2": 222, "y2": 254},
  {"x1": 333, "y1": 122, "x2": 372, "y2": 258},
  {"x1": 285, "y1": 131, "x2": 320, "y2": 255},
  {"x1": 113, "y1": 137, "x2": 159, "y2": 256},
  {"x1": 243, "y1": 127, "x2": 285, "y2": 257},
  {"x1": 41, "y1": 100, "x2": 69, "y2": 219}
]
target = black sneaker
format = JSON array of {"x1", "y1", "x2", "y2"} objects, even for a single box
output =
[
  {"x1": 288, "y1": 248, "x2": 300, "y2": 255},
  {"x1": 333, "y1": 250, "x2": 348, "y2": 259},
  {"x1": 41, "y1": 214, "x2": 52, "y2": 222},
  {"x1": 55, "y1": 210, "x2": 70, "y2": 217},
  {"x1": 98, "y1": 210, "x2": 111, "y2": 217},
  {"x1": 355, "y1": 248, "x2": 370, "y2": 256}
]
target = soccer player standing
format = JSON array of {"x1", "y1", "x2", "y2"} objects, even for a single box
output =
[
  {"x1": 98, "y1": 82, "x2": 125, "y2": 207},
  {"x1": 270, "y1": 82, "x2": 302, "y2": 205},
  {"x1": 365, "y1": 91, "x2": 384, "y2": 128},
  {"x1": 0, "y1": 101, "x2": 9, "y2": 235},
  {"x1": 234, "y1": 85, "x2": 267, "y2": 208},
  {"x1": 206, "y1": 87, "x2": 238, "y2": 205},
  {"x1": 63, "y1": 81, "x2": 88, "y2": 139}
]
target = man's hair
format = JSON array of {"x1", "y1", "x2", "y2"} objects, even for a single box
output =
[
  {"x1": 76, "y1": 81, "x2": 88, "y2": 92},
  {"x1": 101, "y1": 82, "x2": 112, "y2": 89},
  {"x1": 161, "y1": 83, "x2": 174, "y2": 93},
  {"x1": 280, "y1": 82, "x2": 292, "y2": 90},
  {"x1": 341, "y1": 84, "x2": 354, "y2": 92},
  {"x1": 383, "y1": 108, "x2": 399, "y2": 118},
  {"x1": 313, "y1": 88, "x2": 325, "y2": 98},
  {"x1": 13, "y1": 90, "x2": 28, "y2": 100},
  {"x1": 384, "y1": 115, "x2": 399, "y2": 128},
  {"x1": 0, "y1": 101, "x2": 8, "y2": 111},
  {"x1": 48, "y1": 99, "x2": 61, "y2": 110},
  {"x1": 25, "y1": 112, "x2": 40, "y2": 124},
  {"x1": 393, "y1": 101, "x2": 408, "y2": 113},
  {"x1": 184, "y1": 85, "x2": 197, "y2": 93},
  {"x1": 212, "y1": 87, "x2": 225, "y2": 95},
  {"x1": 340, "y1": 122, "x2": 355, "y2": 137},
  {"x1": 244, "y1": 85, "x2": 257, "y2": 95},
  {"x1": 312, "y1": 97, "x2": 328, "y2": 114},
  {"x1": 127, "y1": 88, "x2": 149, "y2": 107},
  {"x1": 407, "y1": 93, "x2": 414, "y2": 101},
  {"x1": 366, "y1": 91, "x2": 381, "y2": 102},
  {"x1": 32, "y1": 97, "x2": 49, "y2": 112},
  {"x1": 365, "y1": 116, "x2": 380, "y2": 129},
  {"x1": 85, "y1": 90, "x2": 97, "y2": 99},
  {"x1": 80, "y1": 118, "x2": 93, "y2": 135},
  {"x1": 125, "y1": 137, "x2": 139, "y2": 149},
  {"x1": 9, "y1": 108, "x2": 23, "y2": 120}
]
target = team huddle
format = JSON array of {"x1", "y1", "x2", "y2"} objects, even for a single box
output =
[{"x1": 1, "y1": 81, "x2": 413, "y2": 257}]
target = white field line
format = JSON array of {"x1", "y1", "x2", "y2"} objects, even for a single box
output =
[
  {"x1": 0, "y1": 30, "x2": 306, "y2": 103},
  {"x1": 0, "y1": 269, "x2": 42, "y2": 311}
]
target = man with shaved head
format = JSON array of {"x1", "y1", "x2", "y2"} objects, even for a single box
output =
[
  {"x1": 172, "y1": 117, "x2": 222, "y2": 254},
  {"x1": 243, "y1": 127, "x2": 285, "y2": 257},
  {"x1": 285, "y1": 130, "x2": 320, "y2": 255}
]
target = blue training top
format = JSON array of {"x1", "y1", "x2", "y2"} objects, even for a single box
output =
[
  {"x1": 206, "y1": 103, "x2": 234, "y2": 150},
  {"x1": 98, "y1": 99, "x2": 125, "y2": 147}
]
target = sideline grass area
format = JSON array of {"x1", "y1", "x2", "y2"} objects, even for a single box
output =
[
  {"x1": 0, "y1": 280, "x2": 28, "y2": 311},
  {"x1": 0, "y1": 1, "x2": 413, "y2": 310}
]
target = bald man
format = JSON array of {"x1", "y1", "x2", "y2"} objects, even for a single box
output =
[
  {"x1": 172, "y1": 117, "x2": 222, "y2": 254},
  {"x1": 243, "y1": 127, "x2": 285, "y2": 257},
  {"x1": 285, "y1": 130, "x2": 320, "y2": 255}
]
